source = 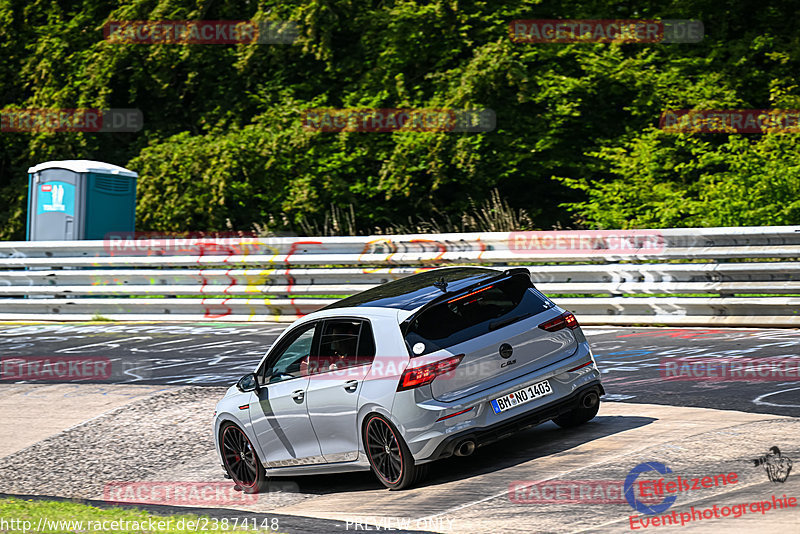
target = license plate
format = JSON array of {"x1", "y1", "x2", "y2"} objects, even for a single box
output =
[{"x1": 490, "y1": 380, "x2": 552, "y2": 414}]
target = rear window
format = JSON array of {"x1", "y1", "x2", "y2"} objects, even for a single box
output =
[{"x1": 404, "y1": 274, "x2": 553, "y2": 356}]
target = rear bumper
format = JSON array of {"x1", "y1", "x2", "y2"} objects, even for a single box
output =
[
  {"x1": 394, "y1": 339, "x2": 601, "y2": 462},
  {"x1": 426, "y1": 380, "x2": 604, "y2": 461}
]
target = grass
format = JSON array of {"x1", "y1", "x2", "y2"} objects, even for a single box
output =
[
  {"x1": 258, "y1": 187, "x2": 536, "y2": 236},
  {"x1": 0, "y1": 497, "x2": 282, "y2": 533}
]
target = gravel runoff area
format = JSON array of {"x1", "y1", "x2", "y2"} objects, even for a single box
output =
[{"x1": 0, "y1": 387, "x2": 314, "y2": 510}]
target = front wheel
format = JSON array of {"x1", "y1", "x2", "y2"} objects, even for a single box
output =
[
  {"x1": 220, "y1": 423, "x2": 268, "y2": 493},
  {"x1": 363, "y1": 414, "x2": 427, "y2": 490}
]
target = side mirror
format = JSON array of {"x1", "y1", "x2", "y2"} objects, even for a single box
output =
[{"x1": 236, "y1": 373, "x2": 259, "y2": 392}]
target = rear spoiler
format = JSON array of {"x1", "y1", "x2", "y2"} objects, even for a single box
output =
[{"x1": 399, "y1": 267, "x2": 532, "y2": 336}]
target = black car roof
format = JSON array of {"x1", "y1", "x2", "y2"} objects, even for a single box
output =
[{"x1": 322, "y1": 267, "x2": 502, "y2": 311}]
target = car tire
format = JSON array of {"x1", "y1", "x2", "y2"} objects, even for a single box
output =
[
  {"x1": 220, "y1": 422, "x2": 269, "y2": 494},
  {"x1": 552, "y1": 398, "x2": 600, "y2": 428},
  {"x1": 363, "y1": 414, "x2": 426, "y2": 490}
]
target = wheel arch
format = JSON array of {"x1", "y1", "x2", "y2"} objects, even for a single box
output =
[{"x1": 214, "y1": 412, "x2": 265, "y2": 467}]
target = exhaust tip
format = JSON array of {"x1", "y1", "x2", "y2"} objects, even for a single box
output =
[
  {"x1": 582, "y1": 391, "x2": 599, "y2": 409},
  {"x1": 454, "y1": 440, "x2": 476, "y2": 457}
]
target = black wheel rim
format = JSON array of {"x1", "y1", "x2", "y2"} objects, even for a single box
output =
[
  {"x1": 366, "y1": 418, "x2": 403, "y2": 484},
  {"x1": 221, "y1": 426, "x2": 259, "y2": 488}
]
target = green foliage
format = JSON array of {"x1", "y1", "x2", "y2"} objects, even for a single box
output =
[
  {"x1": 2, "y1": 0, "x2": 800, "y2": 239},
  {"x1": 561, "y1": 132, "x2": 800, "y2": 228}
]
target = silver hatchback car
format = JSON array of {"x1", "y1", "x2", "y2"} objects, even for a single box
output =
[{"x1": 213, "y1": 267, "x2": 604, "y2": 490}]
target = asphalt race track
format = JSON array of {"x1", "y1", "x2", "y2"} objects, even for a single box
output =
[
  {"x1": 0, "y1": 323, "x2": 798, "y2": 416},
  {"x1": 1, "y1": 323, "x2": 799, "y2": 534}
]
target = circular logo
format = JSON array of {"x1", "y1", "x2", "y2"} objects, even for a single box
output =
[
  {"x1": 412, "y1": 343, "x2": 426, "y2": 355},
  {"x1": 499, "y1": 343, "x2": 513, "y2": 359},
  {"x1": 624, "y1": 462, "x2": 677, "y2": 515}
]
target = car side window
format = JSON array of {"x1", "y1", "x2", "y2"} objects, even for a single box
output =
[
  {"x1": 260, "y1": 323, "x2": 317, "y2": 384},
  {"x1": 312, "y1": 319, "x2": 376, "y2": 374}
]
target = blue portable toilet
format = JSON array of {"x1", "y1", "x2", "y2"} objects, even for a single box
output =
[{"x1": 26, "y1": 160, "x2": 138, "y2": 241}]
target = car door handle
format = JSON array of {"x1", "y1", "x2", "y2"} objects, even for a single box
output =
[
  {"x1": 344, "y1": 380, "x2": 358, "y2": 392},
  {"x1": 292, "y1": 390, "x2": 305, "y2": 402}
]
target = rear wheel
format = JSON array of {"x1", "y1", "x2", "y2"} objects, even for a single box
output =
[
  {"x1": 553, "y1": 394, "x2": 600, "y2": 428},
  {"x1": 364, "y1": 414, "x2": 426, "y2": 490},
  {"x1": 220, "y1": 423, "x2": 268, "y2": 493}
]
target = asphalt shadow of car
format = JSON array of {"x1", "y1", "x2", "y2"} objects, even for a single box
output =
[{"x1": 271, "y1": 414, "x2": 656, "y2": 494}]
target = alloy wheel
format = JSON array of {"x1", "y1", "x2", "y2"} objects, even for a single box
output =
[
  {"x1": 221, "y1": 425, "x2": 259, "y2": 488},
  {"x1": 366, "y1": 417, "x2": 403, "y2": 484}
]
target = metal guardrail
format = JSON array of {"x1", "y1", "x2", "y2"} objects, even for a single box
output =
[{"x1": 0, "y1": 226, "x2": 798, "y2": 325}]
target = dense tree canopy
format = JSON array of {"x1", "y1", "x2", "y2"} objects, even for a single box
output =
[{"x1": 1, "y1": 0, "x2": 799, "y2": 239}]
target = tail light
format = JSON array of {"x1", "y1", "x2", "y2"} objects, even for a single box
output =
[
  {"x1": 567, "y1": 360, "x2": 593, "y2": 372},
  {"x1": 538, "y1": 311, "x2": 579, "y2": 332},
  {"x1": 397, "y1": 354, "x2": 464, "y2": 391}
]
